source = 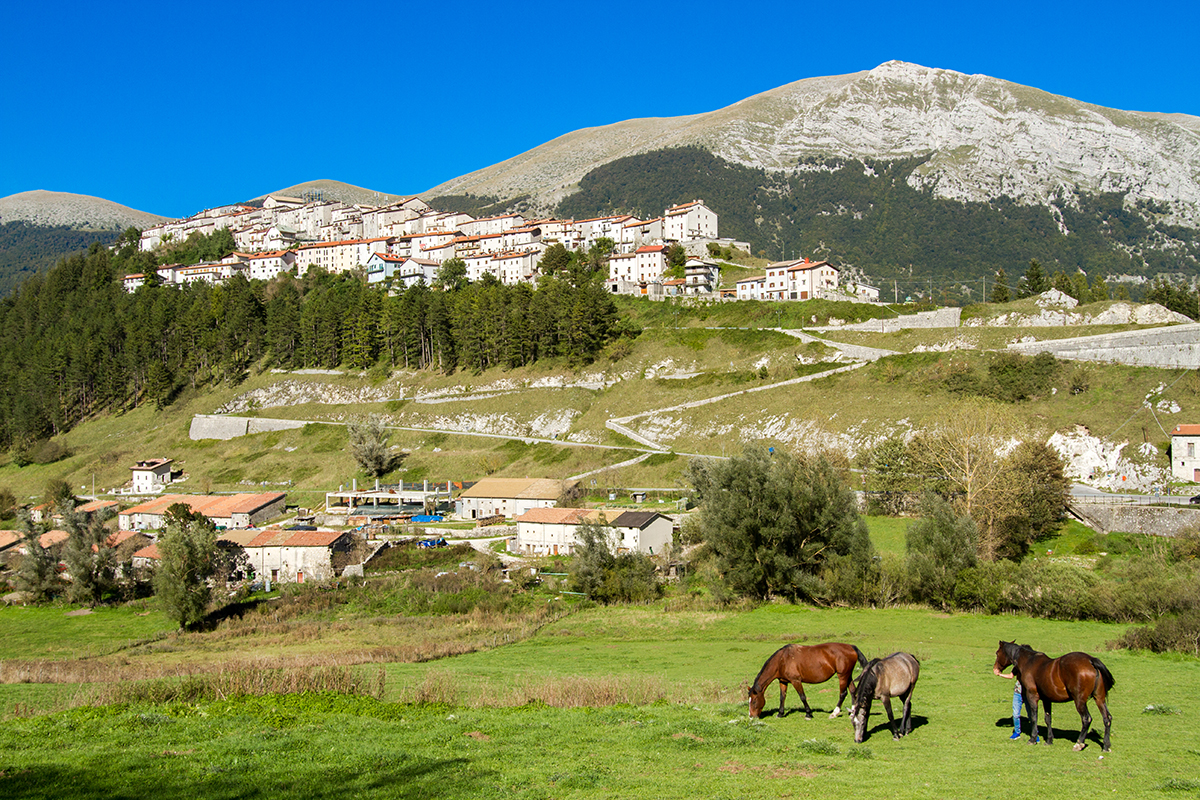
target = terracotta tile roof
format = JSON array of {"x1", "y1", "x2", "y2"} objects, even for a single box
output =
[
  {"x1": 636, "y1": 245, "x2": 666, "y2": 253},
  {"x1": 40, "y1": 530, "x2": 69, "y2": 548},
  {"x1": 78, "y1": 500, "x2": 119, "y2": 514},
  {"x1": 0, "y1": 531, "x2": 19, "y2": 551},
  {"x1": 243, "y1": 529, "x2": 346, "y2": 548},
  {"x1": 1172, "y1": 425, "x2": 1200, "y2": 436},
  {"x1": 105, "y1": 530, "x2": 144, "y2": 547},
  {"x1": 121, "y1": 493, "x2": 285, "y2": 520},
  {"x1": 133, "y1": 543, "x2": 161, "y2": 561},
  {"x1": 516, "y1": 507, "x2": 590, "y2": 524}
]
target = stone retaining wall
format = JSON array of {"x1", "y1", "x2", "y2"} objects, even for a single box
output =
[
  {"x1": 1007, "y1": 323, "x2": 1200, "y2": 368},
  {"x1": 189, "y1": 414, "x2": 309, "y2": 440},
  {"x1": 1069, "y1": 500, "x2": 1200, "y2": 536}
]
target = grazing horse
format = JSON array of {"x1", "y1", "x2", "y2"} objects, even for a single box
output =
[
  {"x1": 747, "y1": 642, "x2": 866, "y2": 719},
  {"x1": 993, "y1": 640, "x2": 1114, "y2": 752},
  {"x1": 851, "y1": 652, "x2": 920, "y2": 743}
]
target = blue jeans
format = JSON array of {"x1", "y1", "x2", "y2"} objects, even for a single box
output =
[{"x1": 1012, "y1": 686, "x2": 1023, "y2": 733}]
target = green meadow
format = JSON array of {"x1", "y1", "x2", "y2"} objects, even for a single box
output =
[{"x1": 2, "y1": 603, "x2": 1197, "y2": 799}]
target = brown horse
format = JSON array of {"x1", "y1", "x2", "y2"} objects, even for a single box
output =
[
  {"x1": 851, "y1": 652, "x2": 920, "y2": 742},
  {"x1": 993, "y1": 640, "x2": 1114, "y2": 752},
  {"x1": 748, "y1": 642, "x2": 865, "y2": 719}
]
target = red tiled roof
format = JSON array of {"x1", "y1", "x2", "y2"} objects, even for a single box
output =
[
  {"x1": 1172, "y1": 425, "x2": 1200, "y2": 436},
  {"x1": 133, "y1": 543, "x2": 161, "y2": 561},
  {"x1": 40, "y1": 530, "x2": 68, "y2": 548},
  {"x1": 516, "y1": 507, "x2": 590, "y2": 524},
  {"x1": 121, "y1": 493, "x2": 285, "y2": 520}
]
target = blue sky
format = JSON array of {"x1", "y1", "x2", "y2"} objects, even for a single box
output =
[{"x1": 2, "y1": 0, "x2": 1197, "y2": 219}]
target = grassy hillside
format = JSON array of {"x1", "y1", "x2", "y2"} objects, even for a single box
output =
[{"x1": 1, "y1": 301, "x2": 1194, "y2": 505}]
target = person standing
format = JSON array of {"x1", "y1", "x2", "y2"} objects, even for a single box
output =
[{"x1": 994, "y1": 663, "x2": 1024, "y2": 739}]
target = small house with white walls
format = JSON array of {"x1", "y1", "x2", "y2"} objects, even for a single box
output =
[
  {"x1": 1170, "y1": 424, "x2": 1200, "y2": 482},
  {"x1": 130, "y1": 459, "x2": 174, "y2": 494},
  {"x1": 456, "y1": 477, "x2": 568, "y2": 520}
]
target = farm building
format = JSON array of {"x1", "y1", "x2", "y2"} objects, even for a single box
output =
[
  {"x1": 456, "y1": 478, "x2": 570, "y2": 520},
  {"x1": 513, "y1": 508, "x2": 673, "y2": 556},
  {"x1": 118, "y1": 493, "x2": 287, "y2": 531},
  {"x1": 234, "y1": 529, "x2": 359, "y2": 583}
]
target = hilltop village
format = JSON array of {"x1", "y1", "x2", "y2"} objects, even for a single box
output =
[{"x1": 127, "y1": 194, "x2": 876, "y2": 301}]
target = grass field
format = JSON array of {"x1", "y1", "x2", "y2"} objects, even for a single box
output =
[{"x1": 1, "y1": 600, "x2": 1197, "y2": 799}]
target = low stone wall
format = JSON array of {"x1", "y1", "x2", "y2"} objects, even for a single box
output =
[
  {"x1": 1069, "y1": 500, "x2": 1200, "y2": 536},
  {"x1": 189, "y1": 414, "x2": 308, "y2": 440},
  {"x1": 813, "y1": 307, "x2": 961, "y2": 333},
  {"x1": 1007, "y1": 323, "x2": 1200, "y2": 369}
]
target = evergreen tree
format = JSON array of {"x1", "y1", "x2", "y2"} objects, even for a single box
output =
[
  {"x1": 14, "y1": 513, "x2": 59, "y2": 602},
  {"x1": 154, "y1": 504, "x2": 218, "y2": 630},
  {"x1": 61, "y1": 501, "x2": 116, "y2": 607},
  {"x1": 688, "y1": 445, "x2": 866, "y2": 600},
  {"x1": 990, "y1": 268, "x2": 1011, "y2": 303},
  {"x1": 1016, "y1": 259, "x2": 1048, "y2": 298},
  {"x1": 906, "y1": 494, "x2": 978, "y2": 610},
  {"x1": 1090, "y1": 275, "x2": 1110, "y2": 302}
]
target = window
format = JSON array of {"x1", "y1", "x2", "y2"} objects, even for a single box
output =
[{"x1": 1189, "y1": 442, "x2": 1195, "y2": 458}]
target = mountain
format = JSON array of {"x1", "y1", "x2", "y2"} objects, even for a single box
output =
[
  {"x1": 0, "y1": 190, "x2": 166, "y2": 230},
  {"x1": 424, "y1": 61, "x2": 1200, "y2": 230},
  {"x1": 255, "y1": 179, "x2": 415, "y2": 208}
]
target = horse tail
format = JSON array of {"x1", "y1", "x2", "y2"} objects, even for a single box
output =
[
  {"x1": 853, "y1": 646, "x2": 867, "y2": 675},
  {"x1": 1090, "y1": 656, "x2": 1115, "y2": 692}
]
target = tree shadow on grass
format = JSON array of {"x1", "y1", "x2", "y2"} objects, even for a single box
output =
[{"x1": 0, "y1": 756, "x2": 488, "y2": 800}]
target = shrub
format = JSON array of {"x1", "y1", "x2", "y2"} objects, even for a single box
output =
[{"x1": 1113, "y1": 610, "x2": 1200, "y2": 655}]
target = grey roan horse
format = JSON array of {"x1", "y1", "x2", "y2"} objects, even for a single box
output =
[{"x1": 851, "y1": 652, "x2": 920, "y2": 743}]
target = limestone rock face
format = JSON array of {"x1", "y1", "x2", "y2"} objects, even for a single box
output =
[{"x1": 427, "y1": 61, "x2": 1200, "y2": 228}]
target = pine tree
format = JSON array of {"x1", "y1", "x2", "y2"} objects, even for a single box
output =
[
  {"x1": 990, "y1": 268, "x2": 1010, "y2": 303},
  {"x1": 154, "y1": 504, "x2": 218, "y2": 630}
]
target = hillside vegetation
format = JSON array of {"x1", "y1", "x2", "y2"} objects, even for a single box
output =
[{"x1": 558, "y1": 147, "x2": 1198, "y2": 292}]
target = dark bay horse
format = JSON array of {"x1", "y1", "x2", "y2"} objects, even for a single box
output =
[
  {"x1": 994, "y1": 640, "x2": 1114, "y2": 752},
  {"x1": 748, "y1": 642, "x2": 866, "y2": 719},
  {"x1": 851, "y1": 652, "x2": 920, "y2": 742}
]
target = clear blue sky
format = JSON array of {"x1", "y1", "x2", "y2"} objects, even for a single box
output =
[{"x1": 3, "y1": 0, "x2": 1197, "y2": 219}]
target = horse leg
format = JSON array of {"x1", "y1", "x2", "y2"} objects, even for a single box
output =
[
  {"x1": 832, "y1": 678, "x2": 848, "y2": 719},
  {"x1": 1097, "y1": 696, "x2": 1113, "y2": 752},
  {"x1": 1044, "y1": 701, "x2": 1053, "y2": 745},
  {"x1": 1073, "y1": 696, "x2": 1092, "y2": 751},
  {"x1": 884, "y1": 697, "x2": 899, "y2": 740},
  {"x1": 797, "y1": 684, "x2": 813, "y2": 719},
  {"x1": 900, "y1": 687, "x2": 914, "y2": 736},
  {"x1": 1026, "y1": 695, "x2": 1040, "y2": 744},
  {"x1": 778, "y1": 681, "x2": 788, "y2": 717}
]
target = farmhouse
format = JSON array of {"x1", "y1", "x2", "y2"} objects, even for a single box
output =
[
  {"x1": 512, "y1": 507, "x2": 599, "y2": 555},
  {"x1": 608, "y1": 511, "x2": 673, "y2": 554},
  {"x1": 118, "y1": 493, "x2": 287, "y2": 530},
  {"x1": 130, "y1": 459, "x2": 175, "y2": 494},
  {"x1": 235, "y1": 528, "x2": 358, "y2": 584},
  {"x1": 1170, "y1": 424, "x2": 1200, "y2": 482},
  {"x1": 513, "y1": 508, "x2": 674, "y2": 556},
  {"x1": 455, "y1": 478, "x2": 568, "y2": 520}
]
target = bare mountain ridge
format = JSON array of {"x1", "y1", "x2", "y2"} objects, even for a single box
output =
[
  {"x1": 253, "y1": 179, "x2": 416, "y2": 208},
  {"x1": 0, "y1": 190, "x2": 167, "y2": 231},
  {"x1": 424, "y1": 61, "x2": 1200, "y2": 227}
]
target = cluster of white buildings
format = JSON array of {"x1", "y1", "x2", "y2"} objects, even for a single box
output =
[{"x1": 128, "y1": 194, "x2": 744, "y2": 295}]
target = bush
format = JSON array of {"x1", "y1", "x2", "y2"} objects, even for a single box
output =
[{"x1": 1114, "y1": 610, "x2": 1200, "y2": 655}]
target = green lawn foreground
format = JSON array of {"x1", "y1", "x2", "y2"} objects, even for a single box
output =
[{"x1": 2, "y1": 604, "x2": 1198, "y2": 799}]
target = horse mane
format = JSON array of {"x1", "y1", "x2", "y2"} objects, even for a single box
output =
[
  {"x1": 751, "y1": 645, "x2": 790, "y2": 694},
  {"x1": 854, "y1": 658, "x2": 881, "y2": 704}
]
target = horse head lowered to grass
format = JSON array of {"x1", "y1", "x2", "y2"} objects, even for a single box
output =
[
  {"x1": 747, "y1": 642, "x2": 866, "y2": 719},
  {"x1": 994, "y1": 640, "x2": 1114, "y2": 752},
  {"x1": 851, "y1": 651, "x2": 920, "y2": 743}
]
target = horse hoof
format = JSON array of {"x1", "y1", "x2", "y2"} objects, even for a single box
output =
[
  {"x1": 830, "y1": 709, "x2": 841, "y2": 719},
  {"x1": 1073, "y1": 743, "x2": 1086, "y2": 752},
  {"x1": 805, "y1": 714, "x2": 813, "y2": 720},
  {"x1": 1028, "y1": 739, "x2": 1039, "y2": 745}
]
